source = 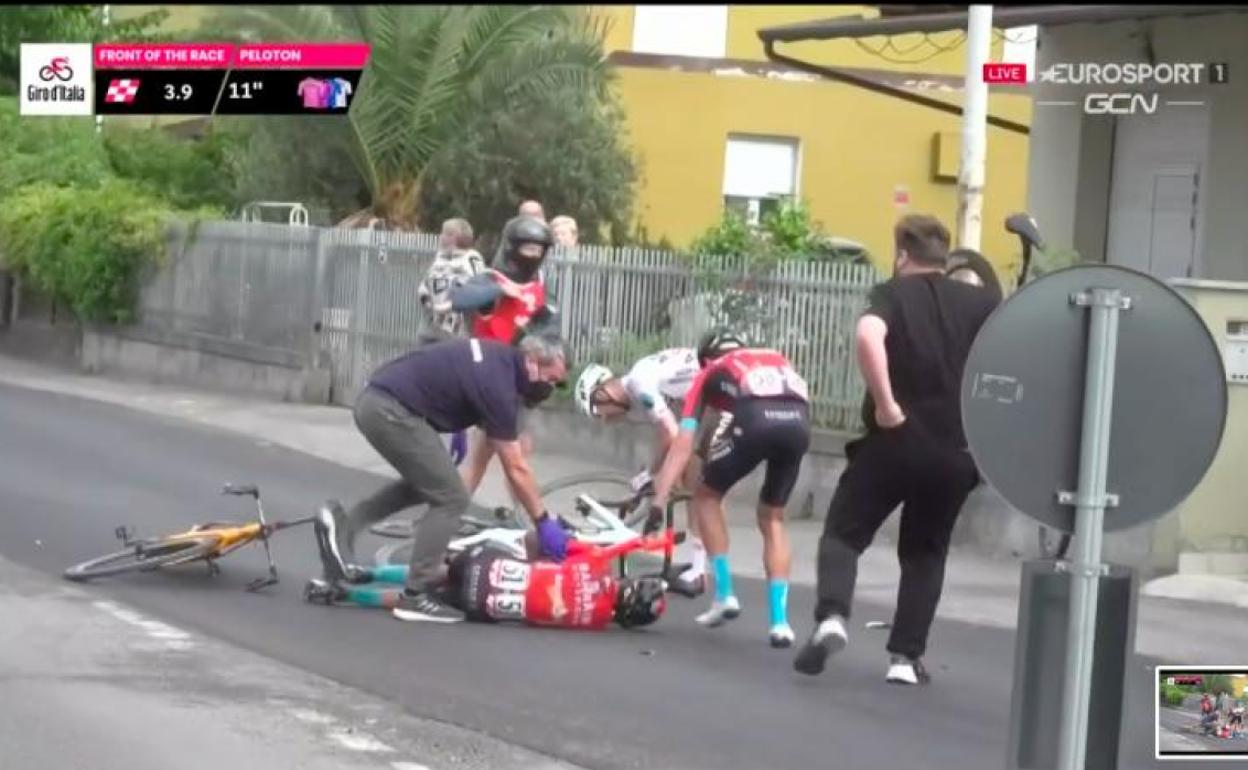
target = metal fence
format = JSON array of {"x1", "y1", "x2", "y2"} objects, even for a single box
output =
[{"x1": 135, "y1": 221, "x2": 881, "y2": 432}]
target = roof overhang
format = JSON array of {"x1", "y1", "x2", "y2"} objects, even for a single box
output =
[
  {"x1": 758, "y1": 5, "x2": 1248, "y2": 44},
  {"x1": 754, "y1": 5, "x2": 1248, "y2": 137}
]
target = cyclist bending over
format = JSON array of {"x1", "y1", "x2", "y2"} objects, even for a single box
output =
[
  {"x1": 649, "y1": 330, "x2": 813, "y2": 648},
  {"x1": 574, "y1": 346, "x2": 714, "y2": 595}
]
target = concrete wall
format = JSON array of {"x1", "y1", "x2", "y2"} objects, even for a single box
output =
[
  {"x1": 1027, "y1": 12, "x2": 1248, "y2": 279},
  {"x1": 80, "y1": 327, "x2": 332, "y2": 405}
]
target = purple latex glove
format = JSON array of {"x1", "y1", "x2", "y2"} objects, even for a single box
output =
[
  {"x1": 535, "y1": 513, "x2": 569, "y2": 561},
  {"x1": 449, "y1": 431, "x2": 468, "y2": 466}
]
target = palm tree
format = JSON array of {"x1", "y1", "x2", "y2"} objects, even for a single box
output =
[{"x1": 200, "y1": 5, "x2": 612, "y2": 229}]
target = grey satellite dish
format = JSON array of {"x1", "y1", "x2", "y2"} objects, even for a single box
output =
[{"x1": 961, "y1": 263, "x2": 1227, "y2": 533}]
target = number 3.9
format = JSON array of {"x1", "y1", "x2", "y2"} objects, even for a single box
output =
[{"x1": 163, "y1": 84, "x2": 192, "y2": 101}]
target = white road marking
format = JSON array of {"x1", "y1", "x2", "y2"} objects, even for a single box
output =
[
  {"x1": 93, "y1": 601, "x2": 193, "y2": 648},
  {"x1": 391, "y1": 763, "x2": 432, "y2": 770},
  {"x1": 290, "y1": 708, "x2": 338, "y2": 726},
  {"x1": 326, "y1": 730, "x2": 395, "y2": 753}
]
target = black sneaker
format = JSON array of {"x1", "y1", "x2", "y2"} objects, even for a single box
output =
[
  {"x1": 793, "y1": 615, "x2": 849, "y2": 676},
  {"x1": 885, "y1": 655, "x2": 931, "y2": 685},
  {"x1": 303, "y1": 578, "x2": 348, "y2": 605},
  {"x1": 660, "y1": 563, "x2": 705, "y2": 598},
  {"x1": 392, "y1": 590, "x2": 465, "y2": 624}
]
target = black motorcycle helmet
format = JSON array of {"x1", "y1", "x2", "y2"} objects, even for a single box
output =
[
  {"x1": 613, "y1": 576, "x2": 667, "y2": 629},
  {"x1": 499, "y1": 216, "x2": 553, "y2": 283},
  {"x1": 696, "y1": 328, "x2": 748, "y2": 368}
]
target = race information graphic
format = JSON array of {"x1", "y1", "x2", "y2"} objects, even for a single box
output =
[{"x1": 91, "y1": 43, "x2": 370, "y2": 116}]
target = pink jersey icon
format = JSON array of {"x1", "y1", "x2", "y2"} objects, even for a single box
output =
[{"x1": 297, "y1": 78, "x2": 330, "y2": 109}]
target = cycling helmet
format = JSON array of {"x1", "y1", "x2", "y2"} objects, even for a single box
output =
[
  {"x1": 613, "y1": 576, "x2": 667, "y2": 629},
  {"x1": 499, "y1": 216, "x2": 553, "y2": 283},
  {"x1": 696, "y1": 328, "x2": 747, "y2": 367},
  {"x1": 574, "y1": 364, "x2": 614, "y2": 417}
]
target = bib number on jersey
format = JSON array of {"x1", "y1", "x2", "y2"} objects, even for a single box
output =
[
  {"x1": 744, "y1": 366, "x2": 810, "y2": 401},
  {"x1": 489, "y1": 560, "x2": 531, "y2": 593}
]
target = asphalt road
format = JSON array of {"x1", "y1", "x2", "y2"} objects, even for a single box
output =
[
  {"x1": 1157, "y1": 705, "x2": 1248, "y2": 755},
  {"x1": 0, "y1": 382, "x2": 1210, "y2": 770}
]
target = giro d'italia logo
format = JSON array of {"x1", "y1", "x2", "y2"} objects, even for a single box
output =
[{"x1": 21, "y1": 43, "x2": 93, "y2": 116}]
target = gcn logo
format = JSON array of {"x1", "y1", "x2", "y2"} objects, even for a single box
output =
[{"x1": 1084, "y1": 92, "x2": 1159, "y2": 115}]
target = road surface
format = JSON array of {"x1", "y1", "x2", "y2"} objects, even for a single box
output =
[{"x1": 0, "y1": 382, "x2": 1210, "y2": 770}]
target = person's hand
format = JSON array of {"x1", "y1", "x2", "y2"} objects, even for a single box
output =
[
  {"x1": 629, "y1": 468, "x2": 654, "y2": 496},
  {"x1": 642, "y1": 504, "x2": 665, "y2": 536},
  {"x1": 490, "y1": 270, "x2": 524, "y2": 300},
  {"x1": 875, "y1": 401, "x2": 907, "y2": 429},
  {"x1": 536, "y1": 513, "x2": 569, "y2": 561}
]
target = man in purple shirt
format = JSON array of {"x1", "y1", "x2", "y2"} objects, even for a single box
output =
[{"x1": 318, "y1": 333, "x2": 572, "y2": 623}]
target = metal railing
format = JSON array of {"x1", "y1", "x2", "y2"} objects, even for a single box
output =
[{"x1": 133, "y1": 221, "x2": 880, "y2": 431}]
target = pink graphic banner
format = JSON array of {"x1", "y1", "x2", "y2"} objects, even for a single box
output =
[
  {"x1": 95, "y1": 43, "x2": 235, "y2": 70},
  {"x1": 235, "y1": 43, "x2": 371, "y2": 70}
]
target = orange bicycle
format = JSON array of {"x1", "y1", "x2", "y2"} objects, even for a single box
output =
[{"x1": 63, "y1": 484, "x2": 315, "y2": 592}]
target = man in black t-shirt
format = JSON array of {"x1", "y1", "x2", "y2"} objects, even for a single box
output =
[
  {"x1": 794, "y1": 214, "x2": 999, "y2": 686},
  {"x1": 317, "y1": 334, "x2": 572, "y2": 624}
]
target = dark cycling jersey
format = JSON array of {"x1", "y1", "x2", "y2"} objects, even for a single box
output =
[{"x1": 680, "y1": 348, "x2": 810, "y2": 427}]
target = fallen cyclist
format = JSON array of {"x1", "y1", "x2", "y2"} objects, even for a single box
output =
[{"x1": 308, "y1": 524, "x2": 670, "y2": 631}]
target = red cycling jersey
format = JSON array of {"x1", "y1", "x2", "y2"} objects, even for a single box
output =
[
  {"x1": 457, "y1": 544, "x2": 618, "y2": 629},
  {"x1": 681, "y1": 348, "x2": 810, "y2": 422},
  {"x1": 472, "y1": 274, "x2": 547, "y2": 345}
]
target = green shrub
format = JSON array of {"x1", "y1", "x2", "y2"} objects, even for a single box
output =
[
  {"x1": 104, "y1": 125, "x2": 240, "y2": 211},
  {"x1": 0, "y1": 97, "x2": 113, "y2": 193},
  {"x1": 0, "y1": 180, "x2": 188, "y2": 323}
]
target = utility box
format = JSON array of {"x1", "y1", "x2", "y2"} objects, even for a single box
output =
[
  {"x1": 1154, "y1": 280, "x2": 1248, "y2": 569},
  {"x1": 1006, "y1": 560, "x2": 1138, "y2": 770}
]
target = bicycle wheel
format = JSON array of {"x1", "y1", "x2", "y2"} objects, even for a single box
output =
[
  {"x1": 63, "y1": 534, "x2": 220, "y2": 582},
  {"x1": 538, "y1": 472, "x2": 638, "y2": 532},
  {"x1": 1037, "y1": 525, "x2": 1072, "y2": 560}
]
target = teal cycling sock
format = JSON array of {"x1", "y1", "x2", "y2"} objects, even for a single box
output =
[
  {"x1": 371, "y1": 565, "x2": 408, "y2": 584},
  {"x1": 711, "y1": 554, "x2": 734, "y2": 602},
  {"x1": 344, "y1": 585, "x2": 398, "y2": 608},
  {"x1": 768, "y1": 580, "x2": 790, "y2": 628}
]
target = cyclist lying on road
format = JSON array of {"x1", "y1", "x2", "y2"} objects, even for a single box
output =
[{"x1": 308, "y1": 523, "x2": 669, "y2": 630}]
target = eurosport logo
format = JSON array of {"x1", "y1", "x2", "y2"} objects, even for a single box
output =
[{"x1": 984, "y1": 60, "x2": 1229, "y2": 116}]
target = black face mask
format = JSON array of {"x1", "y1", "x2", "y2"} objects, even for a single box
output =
[
  {"x1": 523, "y1": 380, "x2": 555, "y2": 408},
  {"x1": 502, "y1": 254, "x2": 544, "y2": 284}
]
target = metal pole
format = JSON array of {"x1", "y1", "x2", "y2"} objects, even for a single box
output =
[
  {"x1": 1056, "y1": 287, "x2": 1126, "y2": 770},
  {"x1": 96, "y1": 4, "x2": 110, "y2": 136},
  {"x1": 957, "y1": 5, "x2": 992, "y2": 251}
]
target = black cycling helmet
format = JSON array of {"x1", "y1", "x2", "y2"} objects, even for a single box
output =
[
  {"x1": 499, "y1": 216, "x2": 553, "y2": 283},
  {"x1": 696, "y1": 328, "x2": 747, "y2": 367},
  {"x1": 613, "y1": 576, "x2": 667, "y2": 629}
]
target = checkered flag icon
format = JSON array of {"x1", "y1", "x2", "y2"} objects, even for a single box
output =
[{"x1": 105, "y1": 78, "x2": 140, "y2": 104}]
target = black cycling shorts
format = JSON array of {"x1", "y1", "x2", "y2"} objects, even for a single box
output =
[{"x1": 701, "y1": 398, "x2": 811, "y2": 506}]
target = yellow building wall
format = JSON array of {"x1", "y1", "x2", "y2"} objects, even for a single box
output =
[
  {"x1": 596, "y1": 6, "x2": 1008, "y2": 73},
  {"x1": 614, "y1": 65, "x2": 1031, "y2": 275}
]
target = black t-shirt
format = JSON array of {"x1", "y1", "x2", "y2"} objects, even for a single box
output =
[
  {"x1": 860, "y1": 273, "x2": 999, "y2": 449},
  {"x1": 368, "y1": 338, "x2": 529, "y2": 440}
]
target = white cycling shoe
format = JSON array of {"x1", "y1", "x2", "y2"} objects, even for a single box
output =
[
  {"x1": 695, "y1": 596, "x2": 741, "y2": 627},
  {"x1": 768, "y1": 623, "x2": 796, "y2": 649}
]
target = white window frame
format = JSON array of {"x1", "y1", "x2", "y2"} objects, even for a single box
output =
[
  {"x1": 721, "y1": 134, "x2": 801, "y2": 226},
  {"x1": 631, "y1": 6, "x2": 728, "y2": 59}
]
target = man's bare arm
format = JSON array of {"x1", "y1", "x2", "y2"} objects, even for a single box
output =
[
  {"x1": 856, "y1": 314, "x2": 905, "y2": 424},
  {"x1": 493, "y1": 439, "x2": 545, "y2": 522}
]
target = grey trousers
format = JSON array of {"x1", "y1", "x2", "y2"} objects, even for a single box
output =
[{"x1": 346, "y1": 387, "x2": 470, "y2": 593}]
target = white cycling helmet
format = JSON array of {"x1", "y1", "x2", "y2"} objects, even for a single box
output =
[{"x1": 575, "y1": 364, "x2": 614, "y2": 417}]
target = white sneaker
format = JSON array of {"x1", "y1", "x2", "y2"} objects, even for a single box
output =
[
  {"x1": 885, "y1": 655, "x2": 931, "y2": 686},
  {"x1": 793, "y1": 615, "x2": 849, "y2": 676},
  {"x1": 769, "y1": 623, "x2": 796, "y2": 649},
  {"x1": 695, "y1": 596, "x2": 741, "y2": 627}
]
